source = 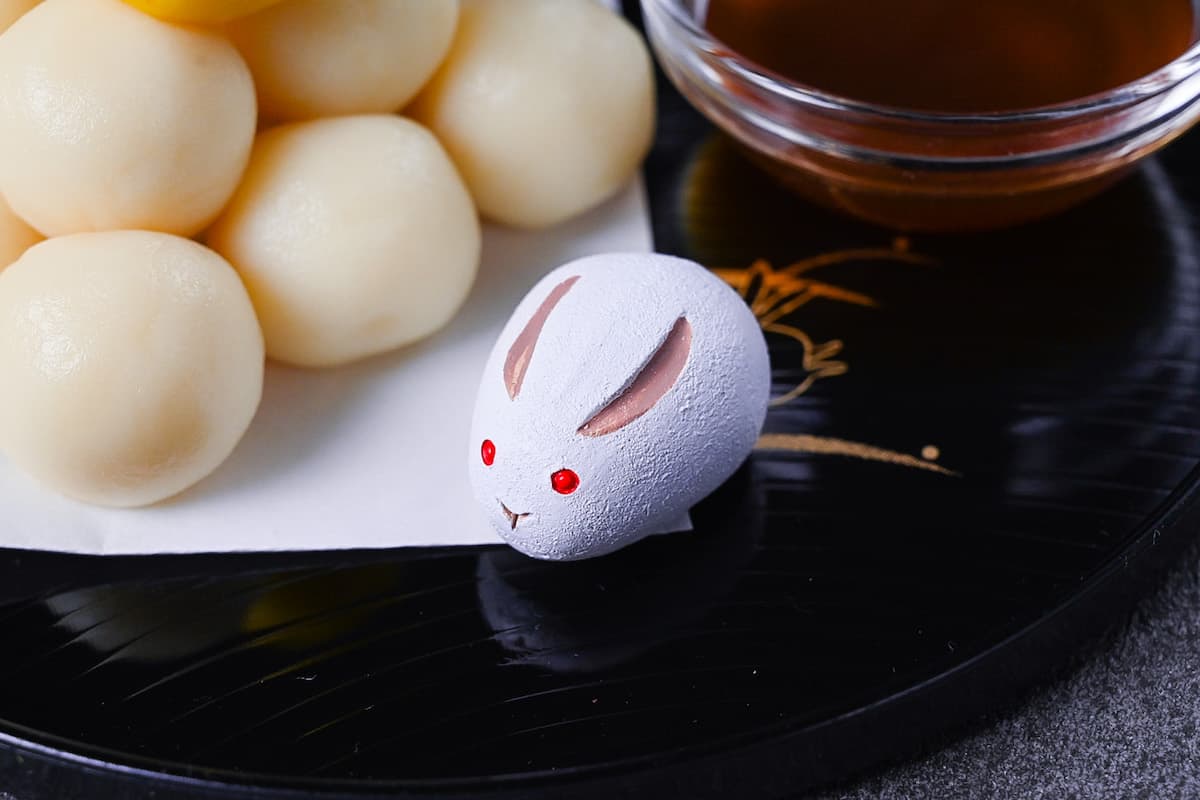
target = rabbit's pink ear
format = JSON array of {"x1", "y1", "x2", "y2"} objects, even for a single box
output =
[
  {"x1": 504, "y1": 276, "x2": 580, "y2": 400},
  {"x1": 579, "y1": 317, "x2": 692, "y2": 437}
]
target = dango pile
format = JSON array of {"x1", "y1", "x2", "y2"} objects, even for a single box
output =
[{"x1": 0, "y1": 0, "x2": 655, "y2": 507}]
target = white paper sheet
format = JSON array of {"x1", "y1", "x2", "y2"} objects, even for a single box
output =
[{"x1": 0, "y1": 181, "x2": 655, "y2": 555}]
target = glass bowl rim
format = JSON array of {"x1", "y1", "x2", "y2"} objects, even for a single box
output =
[{"x1": 645, "y1": 0, "x2": 1200, "y2": 125}]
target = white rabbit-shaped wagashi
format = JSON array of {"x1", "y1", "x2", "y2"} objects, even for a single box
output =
[{"x1": 469, "y1": 253, "x2": 770, "y2": 561}]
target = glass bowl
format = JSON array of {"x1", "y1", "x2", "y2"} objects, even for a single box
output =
[{"x1": 641, "y1": 0, "x2": 1200, "y2": 232}]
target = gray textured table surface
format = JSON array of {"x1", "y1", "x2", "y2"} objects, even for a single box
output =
[{"x1": 818, "y1": 538, "x2": 1200, "y2": 800}]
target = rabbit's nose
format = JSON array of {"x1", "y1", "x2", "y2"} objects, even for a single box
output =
[{"x1": 499, "y1": 500, "x2": 531, "y2": 530}]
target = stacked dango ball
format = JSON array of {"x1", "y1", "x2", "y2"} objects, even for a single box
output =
[{"x1": 0, "y1": 0, "x2": 654, "y2": 507}]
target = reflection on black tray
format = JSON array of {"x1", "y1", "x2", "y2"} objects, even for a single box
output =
[
  {"x1": 477, "y1": 470, "x2": 761, "y2": 674},
  {"x1": 3, "y1": 45, "x2": 1200, "y2": 800}
]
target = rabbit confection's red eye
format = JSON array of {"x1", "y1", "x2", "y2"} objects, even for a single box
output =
[
  {"x1": 551, "y1": 469, "x2": 580, "y2": 495},
  {"x1": 481, "y1": 439, "x2": 496, "y2": 466}
]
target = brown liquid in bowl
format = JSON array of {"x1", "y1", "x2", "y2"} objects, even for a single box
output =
[
  {"x1": 691, "y1": 0, "x2": 1200, "y2": 230},
  {"x1": 705, "y1": 0, "x2": 1196, "y2": 113}
]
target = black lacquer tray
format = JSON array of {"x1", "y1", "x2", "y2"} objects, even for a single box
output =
[{"x1": 4, "y1": 9, "x2": 1200, "y2": 799}]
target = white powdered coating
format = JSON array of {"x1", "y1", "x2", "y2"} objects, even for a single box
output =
[
  {"x1": 0, "y1": 232, "x2": 264, "y2": 508},
  {"x1": 469, "y1": 253, "x2": 770, "y2": 561},
  {"x1": 411, "y1": 0, "x2": 655, "y2": 229},
  {"x1": 0, "y1": 0, "x2": 256, "y2": 238},
  {"x1": 206, "y1": 115, "x2": 481, "y2": 368},
  {"x1": 228, "y1": 0, "x2": 459, "y2": 123}
]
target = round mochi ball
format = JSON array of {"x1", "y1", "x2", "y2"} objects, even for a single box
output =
[
  {"x1": 411, "y1": 0, "x2": 655, "y2": 229},
  {"x1": 0, "y1": 0, "x2": 256, "y2": 238},
  {"x1": 228, "y1": 0, "x2": 459, "y2": 122},
  {"x1": 0, "y1": 194, "x2": 40, "y2": 271},
  {"x1": 206, "y1": 115, "x2": 481, "y2": 368},
  {"x1": 0, "y1": 0, "x2": 38, "y2": 31},
  {"x1": 0, "y1": 232, "x2": 265, "y2": 508}
]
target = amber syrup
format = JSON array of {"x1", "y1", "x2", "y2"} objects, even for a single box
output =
[{"x1": 706, "y1": 0, "x2": 1196, "y2": 113}]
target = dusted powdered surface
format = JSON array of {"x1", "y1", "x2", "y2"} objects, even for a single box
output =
[
  {"x1": 228, "y1": 0, "x2": 459, "y2": 122},
  {"x1": 412, "y1": 0, "x2": 655, "y2": 228},
  {"x1": 0, "y1": 232, "x2": 264, "y2": 508},
  {"x1": 0, "y1": 0, "x2": 256, "y2": 237},
  {"x1": 469, "y1": 253, "x2": 770, "y2": 560},
  {"x1": 0, "y1": 178, "x2": 651, "y2": 553},
  {"x1": 206, "y1": 115, "x2": 480, "y2": 368}
]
